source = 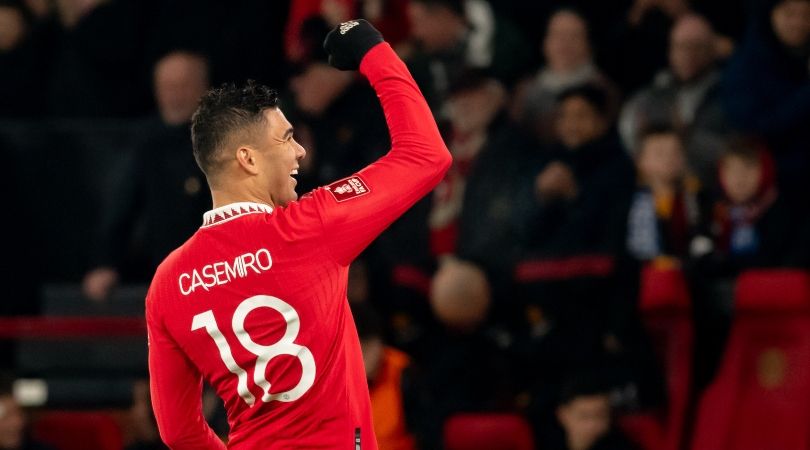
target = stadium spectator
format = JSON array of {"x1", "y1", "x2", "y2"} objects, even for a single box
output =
[
  {"x1": 0, "y1": 0, "x2": 53, "y2": 117},
  {"x1": 515, "y1": 85, "x2": 653, "y2": 419},
  {"x1": 695, "y1": 137, "x2": 810, "y2": 275},
  {"x1": 354, "y1": 304, "x2": 417, "y2": 450},
  {"x1": 82, "y1": 50, "x2": 211, "y2": 301},
  {"x1": 619, "y1": 14, "x2": 729, "y2": 185},
  {"x1": 429, "y1": 258, "x2": 490, "y2": 331},
  {"x1": 404, "y1": 0, "x2": 529, "y2": 109},
  {"x1": 721, "y1": 0, "x2": 810, "y2": 196},
  {"x1": 689, "y1": 136, "x2": 810, "y2": 391},
  {"x1": 427, "y1": 71, "x2": 535, "y2": 314},
  {"x1": 430, "y1": 72, "x2": 506, "y2": 254},
  {"x1": 512, "y1": 8, "x2": 618, "y2": 143},
  {"x1": 406, "y1": 259, "x2": 516, "y2": 448},
  {"x1": 523, "y1": 84, "x2": 633, "y2": 258},
  {"x1": 544, "y1": 375, "x2": 638, "y2": 450},
  {"x1": 0, "y1": 376, "x2": 55, "y2": 450},
  {"x1": 625, "y1": 126, "x2": 703, "y2": 263}
]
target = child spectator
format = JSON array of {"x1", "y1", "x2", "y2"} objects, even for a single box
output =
[
  {"x1": 699, "y1": 137, "x2": 810, "y2": 274},
  {"x1": 690, "y1": 136, "x2": 810, "y2": 391},
  {"x1": 626, "y1": 125, "x2": 702, "y2": 264}
]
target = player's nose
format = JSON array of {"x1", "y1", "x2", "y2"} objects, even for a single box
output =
[{"x1": 293, "y1": 139, "x2": 306, "y2": 160}]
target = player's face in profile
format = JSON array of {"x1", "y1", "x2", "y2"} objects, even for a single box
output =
[{"x1": 258, "y1": 108, "x2": 306, "y2": 207}]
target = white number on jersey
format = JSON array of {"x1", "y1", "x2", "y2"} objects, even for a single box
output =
[{"x1": 191, "y1": 295, "x2": 316, "y2": 406}]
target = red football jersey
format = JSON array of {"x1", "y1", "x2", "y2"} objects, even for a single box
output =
[{"x1": 146, "y1": 43, "x2": 451, "y2": 450}]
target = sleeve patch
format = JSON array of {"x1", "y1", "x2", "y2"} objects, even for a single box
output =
[{"x1": 325, "y1": 176, "x2": 371, "y2": 202}]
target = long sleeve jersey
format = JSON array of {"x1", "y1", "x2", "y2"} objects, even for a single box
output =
[{"x1": 146, "y1": 42, "x2": 451, "y2": 450}]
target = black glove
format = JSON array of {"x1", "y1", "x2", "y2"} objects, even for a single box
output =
[{"x1": 323, "y1": 19, "x2": 384, "y2": 71}]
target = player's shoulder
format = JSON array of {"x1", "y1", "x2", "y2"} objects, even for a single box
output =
[
  {"x1": 151, "y1": 232, "x2": 201, "y2": 287},
  {"x1": 269, "y1": 188, "x2": 337, "y2": 239}
]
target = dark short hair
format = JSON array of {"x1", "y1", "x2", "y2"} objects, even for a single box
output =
[
  {"x1": 447, "y1": 69, "x2": 495, "y2": 97},
  {"x1": 638, "y1": 123, "x2": 683, "y2": 147},
  {"x1": 190, "y1": 80, "x2": 280, "y2": 178},
  {"x1": 721, "y1": 134, "x2": 768, "y2": 164},
  {"x1": 556, "y1": 83, "x2": 609, "y2": 117}
]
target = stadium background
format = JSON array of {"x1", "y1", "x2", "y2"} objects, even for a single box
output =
[{"x1": 1, "y1": 0, "x2": 810, "y2": 449}]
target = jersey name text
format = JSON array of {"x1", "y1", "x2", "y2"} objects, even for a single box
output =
[{"x1": 178, "y1": 248, "x2": 273, "y2": 296}]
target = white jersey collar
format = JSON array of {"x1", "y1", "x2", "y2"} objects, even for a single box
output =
[{"x1": 202, "y1": 202, "x2": 273, "y2": 227}]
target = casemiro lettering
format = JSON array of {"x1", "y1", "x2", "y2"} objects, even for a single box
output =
[{"x1": 179, "y1": 248, "x2": 273, "y2": 295}]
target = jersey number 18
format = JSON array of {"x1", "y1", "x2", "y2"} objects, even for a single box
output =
[{"x1": 192, "y1": 295, "x2": 316, "y2": 406}]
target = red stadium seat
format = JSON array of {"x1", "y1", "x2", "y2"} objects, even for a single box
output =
[
  {"x1": 444, "y1": 413, "x2": 534, "y2": 450},
  {"x1": 32, "y1": 411, "x2": 123, "y2": 450},
  {"x1": 617, "y1": 413, "x2": 665, "y2": 450},
  {"x1": 619, "y1": 266, "x2": 693, "y2": 450},
  {"x1": 691, "y1": 269, "x2": 810, "y2": 450}
]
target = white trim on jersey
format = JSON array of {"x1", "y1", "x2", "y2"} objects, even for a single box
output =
[{"x1": 202, "y1": 202, "x2": 274, "y2": 228}]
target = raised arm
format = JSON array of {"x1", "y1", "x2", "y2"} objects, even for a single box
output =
[{"x1": 302, "y1": 21, "x2": 452, "y2": 265}]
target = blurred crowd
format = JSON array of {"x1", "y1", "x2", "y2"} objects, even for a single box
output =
[{"x1": 2, "y1": 0, "x2": 810, "y2": 449}]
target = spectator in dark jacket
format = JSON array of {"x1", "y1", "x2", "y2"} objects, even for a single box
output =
[
  {"x1": 407, "y1": 259, "x2": 518, "y2": 449},
  {"x1": 429, "y1": 71, "x2": 535, "y2": 293},
  {"x1": 721, "y1": 0, "x2": 810, "y2": 196},
  {"x1": 524, "y1": 84, "x2": 634, "y2": 258},
  {"x1": 516, "y1": 86, "x2": 660, "y2": 418},
  {"x1": 82, "y1": 50, "x2": 211, "y2": 301}
]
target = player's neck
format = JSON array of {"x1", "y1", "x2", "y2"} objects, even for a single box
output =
[{"x1": 210, "y1": 188, "x2": 275, "y2": 211}]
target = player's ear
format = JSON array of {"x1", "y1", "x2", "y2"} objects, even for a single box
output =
[{"x1": 236, "y1": 146, "x2": 260, "y2": 175}]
